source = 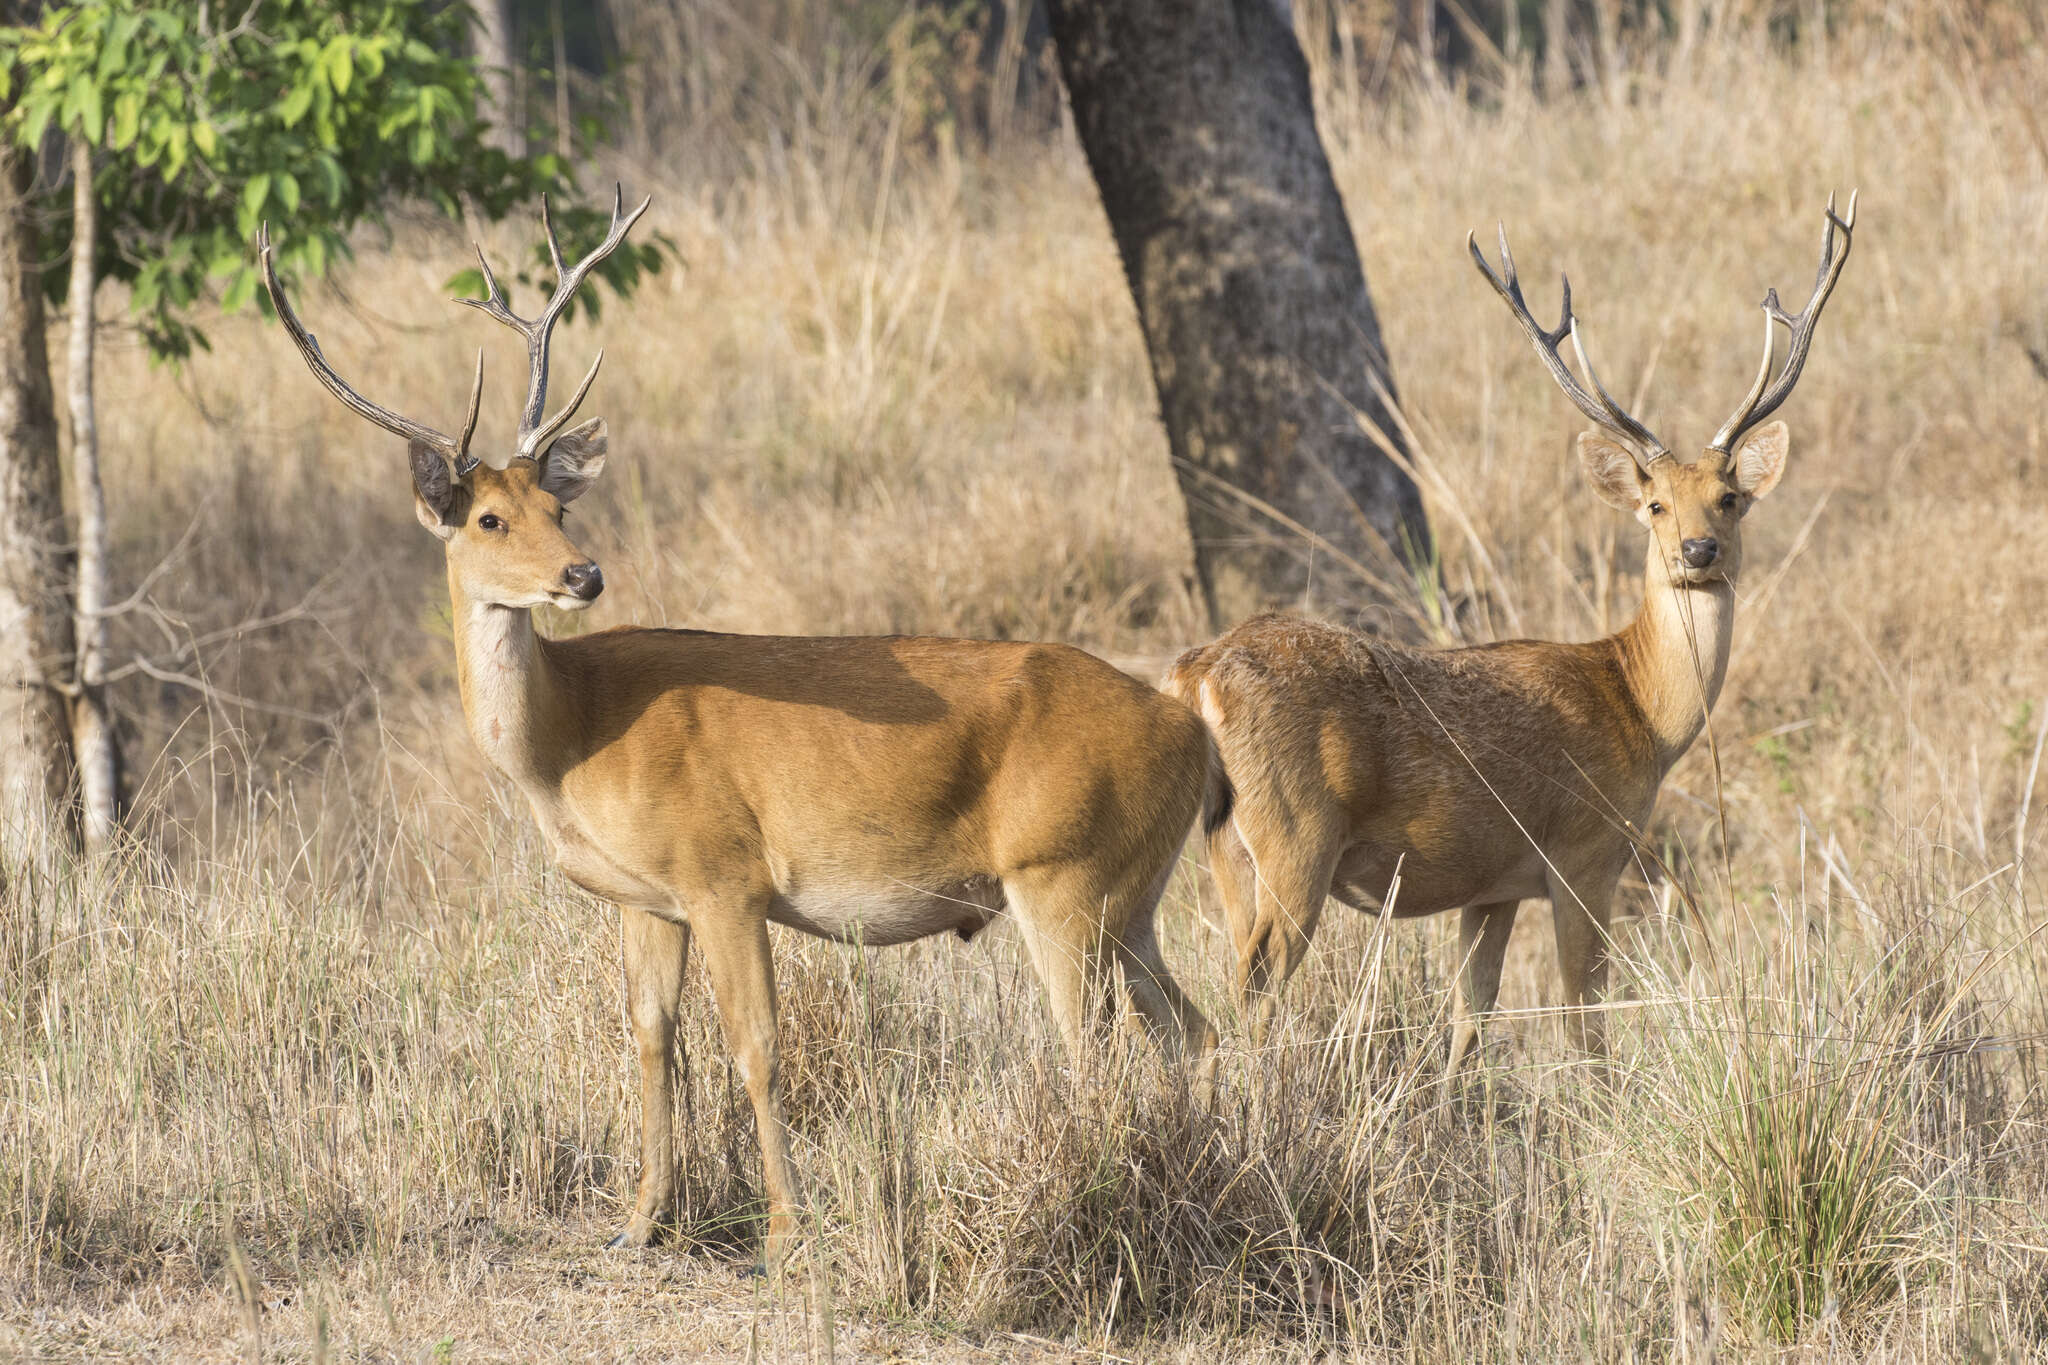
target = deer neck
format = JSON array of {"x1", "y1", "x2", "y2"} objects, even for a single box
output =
[
  {"x1": 1615, "y1": 548, "x2": 1736, "y2": 769},
  {"x1": 447, "y1": 572, "x2": 574, "y2": 792}
]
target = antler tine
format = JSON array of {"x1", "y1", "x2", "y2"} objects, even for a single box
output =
[
  {"x1": 451, "y1": 184, "x2": 651, "y2": 460},
  {"x1": 454, "y1": 348, "x2": 485, "y2": 474},
  {"x1": 259, "y1": 222, "x2": 475, "y2": 463},
  {"x1": 1469, "y1": 225, "x2": 1669, "y2": 465},
  {"x1": 1709, "y1": 190, "x2": 1857, "y2": 453},
  {"x1": 519, "y1": 186, "x2": 649, "y2": 456},
  {"x1": 1567, "y1": 320, "x2": 1669, "y2": 460},
  {"x1": 540, "y1": 192, "x2": 568, "y2": 284}
]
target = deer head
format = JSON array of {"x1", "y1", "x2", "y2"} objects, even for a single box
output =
[
  {"x1": 260, "y1": 187, "x2": 650, "y2": 611},
  {"x1": 1470, "y1": 193, "x2": 1855, "y2": 588}
]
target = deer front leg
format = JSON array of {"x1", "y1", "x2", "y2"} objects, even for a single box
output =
[
  {"x1": 696, "y1": 900, "x2": 801, "y2": 1272},
  {"x1": 609, "y1": 905, "x2": 691, "y2": 1250},
  {"x1": 1444, "y1": 899, "x2": 1519, "y2": 1086},
  {"x1": 1547, "y1": 871, "x2": 1617, "y2": 1058}
]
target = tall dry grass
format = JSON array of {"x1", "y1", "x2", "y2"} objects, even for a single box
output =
[{"x1": 4, "y1": 12, "x2": 2047, "y2": 1361}]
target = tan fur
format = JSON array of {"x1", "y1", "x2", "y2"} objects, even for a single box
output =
[
  {"x1": 263, "y1": 201, "x2": 1221, "y2": 1265},
  {"x1": 1164, "y1": 424, "x2": 1789, "y2": 1076},
  {"x1": 425, "y1": 457, "x2": 1223, "y2": 1264}
]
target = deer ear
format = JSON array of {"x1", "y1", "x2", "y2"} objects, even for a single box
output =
[
  {"x1": 538, "y1": 418, "x2": 607, "y2": 504},
  {"x1": 1578, "y1": 431, "x2": 1646, "y2": 512},
  {"x1": 1731, "y1": 419, "x2": 1789, "y2": 499},
  {"x1": 410, "y1": 439, "x2": 458, "y2": 538}
]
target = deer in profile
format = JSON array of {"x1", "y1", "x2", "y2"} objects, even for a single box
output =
[
  {"x1": 260, "y1": 190, "x2": 1227, "y2": 1269},
  {"x1": 1165, "y1": 195, "x2": 1854, "y2": 1074}
]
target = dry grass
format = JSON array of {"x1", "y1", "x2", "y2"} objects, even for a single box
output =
[{"x1": 5, "y1": 16, "x2": 2048, "y2": 1362}]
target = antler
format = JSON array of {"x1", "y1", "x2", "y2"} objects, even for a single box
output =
[
  {"x1": 1469, "y1": 226, "x2": 1670, "y2": 467},
  {"x1": 259, "y1": 223, "x2": 484, "y2": 468},
  {"x1": 1708, "y1": 190, "x2": 1857, "y2": 454},
  {"x1": 458, "y1": 184, "x2": 652, "y2": 461}
]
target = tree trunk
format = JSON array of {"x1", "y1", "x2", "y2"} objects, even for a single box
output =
[
  {"x1": 0, "y1": 140, "x2": 78, "y2": 884},
  {"x1": 1046, "y1": 0, "x2": 1431, "y2": 627},
  {"x1": 473, "y1": 0, "x2": 524, "y2": 158},
  {"x1": 68, "y1": 139, "x2": 117, "y2": 852}
]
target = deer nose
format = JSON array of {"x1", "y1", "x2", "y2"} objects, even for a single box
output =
[
  {"x1": 562, "y1": 562, "x2": 603, "y2": 601},
  {"x1": 1680, "y1": 537, "x2": 1720, "y2": 569}
]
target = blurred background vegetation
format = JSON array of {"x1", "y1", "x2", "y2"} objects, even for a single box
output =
[{"x1": 501, "y1": 0, "x2": 2046, "y2": 170}]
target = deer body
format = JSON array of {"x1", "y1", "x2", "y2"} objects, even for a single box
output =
[
  {"x1": 1168, "y1": 537, "x2": 1736, "y2": 1058},
  {"x1": 261, "y1": 193, "x2": 1224, "y2": 1269},
  {"x1": 457, "y1": 575, "x2": 1211, "y2": 948},
  {"x1": 1168, "y1": 197, "x2": 1852, "y2": 1074}
]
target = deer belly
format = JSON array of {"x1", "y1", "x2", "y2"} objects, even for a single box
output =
[
  {"x1": 1330, "y1": 844, "x2": 1547, "y2": 917},
  {"x1": 767, "y1": 874, "x2": 1006, "y2": 947}
]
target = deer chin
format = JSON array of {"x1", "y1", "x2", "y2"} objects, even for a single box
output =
[
  {"x1": 547, "y1": 593, "x2": 598, "y2": 612},
  {"x1": 1669, "y1": 562, "x2": 1730, "y2": 588}
]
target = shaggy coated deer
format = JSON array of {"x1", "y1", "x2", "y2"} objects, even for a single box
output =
[
  {"x1": 1165, "y1": 194, "x2": 1854, "y2": 1075},
  {"x1": 260, "y1": 191, "x2": 1227, "y2": 1268}
]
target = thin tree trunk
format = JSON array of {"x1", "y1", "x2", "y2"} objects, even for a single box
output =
[
  {"x1": 1543, "y1": 0, "x2": 1572, "y2": 96},
  {"x1": 1046, "y1": 0, "x2": 1432, "y2": 627},
  {"x1": 68, "y1": 139, "x2": 116, "y2": 851},
  {"x1": 0, "y1": 139, "x2": 78, "y2": 885},
  {"x1": 551, "y1": 0, "x2": 572, "y2": 162},
  {"x1": 474, "y1": 0, "x2": 523, "y2": 158}
]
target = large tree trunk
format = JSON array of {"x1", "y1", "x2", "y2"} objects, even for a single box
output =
[
  {"x1": 1046, "y1": 0, "x2": 1431, "y2": 627},
  {"x1": 473, "y1": 0, "x2": 524, "y2": 158},
  {"x1": 0, "y1": 140, "x2": 78, "y2": 884},
  {"x1": 68, "y1": 139, "x2": 117, "y2": 852}
]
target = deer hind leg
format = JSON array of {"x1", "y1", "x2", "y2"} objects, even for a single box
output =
[
  {"x1": 1006, "y1": 866, "x2": 1116, "y2": 1059},
  {"x1": 1234, "y1": 823, "x2": 1341, "y2": 1045},
  {"x1": 695, "y1": 898, "x2": 801, "y2": 1271},
  {"x1": 609, "y1": 905, "x2": 691, "y2": 1250},
  {"x1": 1444, "y1": 899, "x2": 1519, "y2": 1087},
  {"x1": 1547, "y1": 868, "x2": 1618, "y2": 1059}
]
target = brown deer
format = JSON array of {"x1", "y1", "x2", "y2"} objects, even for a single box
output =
[
  {"x1": 1165, "y1": 195, "x2": 1854, "y2": 1075},
  {"x1": 259, "y1": 190, "x2": 1226, "y2": 1268}
]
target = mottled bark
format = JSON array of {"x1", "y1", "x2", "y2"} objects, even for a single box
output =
[
  {"x1": 69, "y1": 138, "x2": 116, "y2": 851},
  {"x1": 0, "y1": 141, "x2": 78, "y2": 882},
  {"x1": 1046, "y1": 0, "x2": 1431, "y2": 625}
]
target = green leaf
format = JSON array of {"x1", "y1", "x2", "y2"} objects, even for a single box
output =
[
  {"x1": 310, "y1": 153, "x2": 344, "y2": 206},
  {"x1": 276, "y1": 172, "x2": 300, "y2": 215},
  {"x1": 162, "y1": 121, "x2": 186, "y2": 180},
  {"x1": 325, "y1": 38, "x2": 352, "y2": 96},
  {"x1": 242, "y1": 172, "x2": 270, "y2": 224},
  {"x1": 21, "y1": 94, "x2": 54, "y2": 151},
  {"x1": 191, "y1": 119, "x2": 217, "y2": 160},
  {"x1": 220, "y1": 265, "x2": 256, "y2": 314},
  {"x1": 98, "y1": 16, "x2": 135, "y2": 85},
  {"x1": 79, "y1": 78, "x2": 102, "y2": 144},
  {"x1": 110, "y1": 91, "x2": 139, "y2": 150},
  {"x1": 278, "y1": 80, "x2": 313, "y2": 128}
]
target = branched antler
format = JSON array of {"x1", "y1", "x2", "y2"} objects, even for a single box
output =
[
  {"x1": 1469, "y1": 225, "x2": 1670, "y2": 466},
  {"x1": 458, "y1": 185, "x2": 652, "y2": 464},
  {"x1": 259, "y1": 223, "x2": 484, "y2": 466},
  {"x1": 1708, "y1": 191, "x2": 1857, "y2": 453}
]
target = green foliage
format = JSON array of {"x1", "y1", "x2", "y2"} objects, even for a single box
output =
[{"x1": 0, "y1": 2, "x2": 666, "y2": 362}]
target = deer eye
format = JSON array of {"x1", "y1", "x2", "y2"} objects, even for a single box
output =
[
  {"x1": 1646, "y1": 501, "x2": 1665, "y2": 516},
  {"x1": 1720, "y1": 493, "x2": 1740, "y2": 510},
  {"x1": 477, "y1": 513, "x2": 504, "y2": 531}
]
